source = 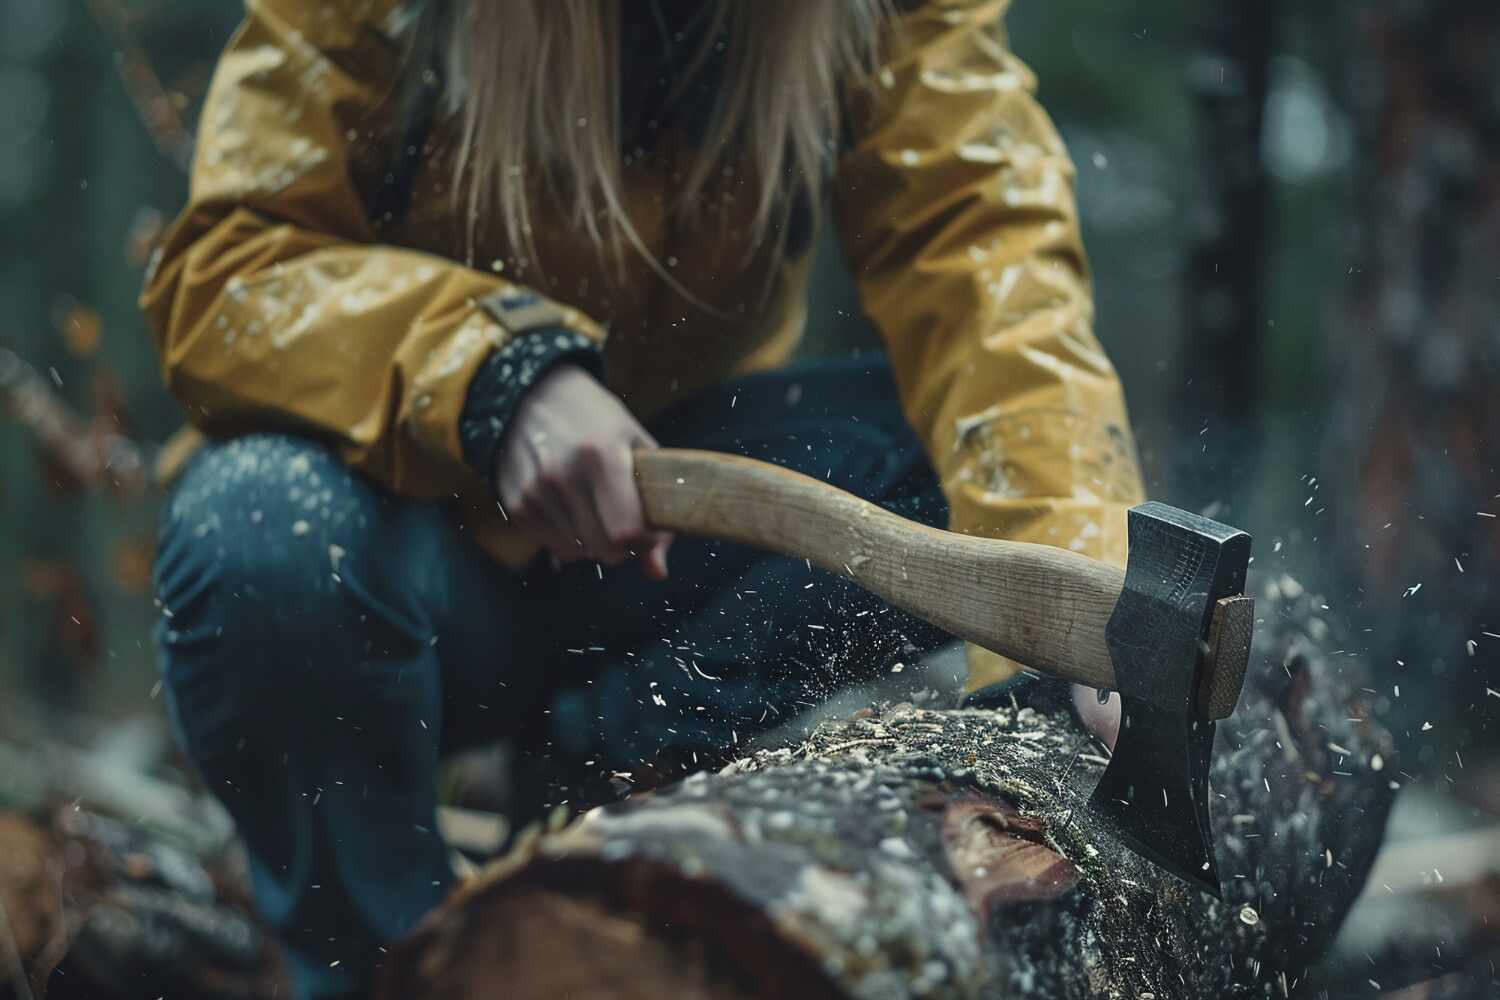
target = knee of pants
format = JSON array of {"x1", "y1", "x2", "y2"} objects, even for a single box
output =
[{"x1": 154, "y1": 434, "x2": 434, "y2": 682}]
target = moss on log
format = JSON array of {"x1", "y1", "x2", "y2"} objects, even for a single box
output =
[{"x1": 384, "y1": 579, "x2": 1395, "y2": 999}]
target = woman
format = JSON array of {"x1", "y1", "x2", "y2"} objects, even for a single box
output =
[{"x1": 142, "y1": 0, "x2": 1142, "y2": 995}]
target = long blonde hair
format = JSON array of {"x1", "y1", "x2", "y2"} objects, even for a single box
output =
[{"x1": 444, "y1": 1, "x2": 891, "y2": 282}]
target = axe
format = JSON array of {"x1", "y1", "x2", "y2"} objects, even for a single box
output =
[{"x1": 634, "y1": 449, "x2": 1254, "y2": 897}]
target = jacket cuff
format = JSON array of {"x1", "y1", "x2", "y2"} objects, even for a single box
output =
[{"x1": 459, "y1": 327, "x2": 605, "y2": 485}]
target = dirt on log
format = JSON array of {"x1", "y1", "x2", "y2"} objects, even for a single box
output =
[{"x1": 382, "y1": 579, "x2": 1395, "y2": 999}]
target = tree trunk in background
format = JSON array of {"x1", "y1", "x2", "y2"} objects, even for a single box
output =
[
  {"x1": 382, "y1": 583, "x2": 1393, "y2": 1000},
  {"x1": 1, "y1": 3, "x2": 104, "y2": 708},
  {"x1": 0, "y1": 0, "x2": 240, "y2": 718},
  {"x1": 1323, "y1": 2, "x2": 1500, "y2": 768},
  {"x1": 1175, "y1": 2, "x2": 1272, "y2": 514}
]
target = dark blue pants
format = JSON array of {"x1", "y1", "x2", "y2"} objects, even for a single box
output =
[{"x1": 153, "y1": 359, "x2": 947, "y2": 998}]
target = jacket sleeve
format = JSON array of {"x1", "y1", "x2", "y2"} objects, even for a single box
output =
[
  {"x1": 835, "y1": 0, "x2": 1146, "y2": 690},
  {"x1": 140, "y1": 0, "x2": 604, "y2": 499}
]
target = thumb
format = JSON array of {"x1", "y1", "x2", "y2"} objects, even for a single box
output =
[{"x1": 640, "y1": 532, "x2": 673, "y2": 581}]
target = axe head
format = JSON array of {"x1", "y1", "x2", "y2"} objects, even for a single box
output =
[{"x1": 1088, "y1": 502, "x2": 1252, "y2": 898}]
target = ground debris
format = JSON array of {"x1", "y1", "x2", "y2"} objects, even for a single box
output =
[{"x1": 0, "y1": 805, "x2": 283, "y2": 1000}]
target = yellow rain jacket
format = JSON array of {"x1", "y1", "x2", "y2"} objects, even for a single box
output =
[{"x1": 141, "y1": 0, "x2": 1144, "y2": 691}]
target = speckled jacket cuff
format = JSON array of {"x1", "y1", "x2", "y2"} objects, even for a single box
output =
[{"x1": 459, "y1": 327, "x2": 605, "y2": 486}]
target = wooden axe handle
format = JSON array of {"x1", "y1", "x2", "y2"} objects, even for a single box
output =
[{"x1": 636, "y1": 448, "x2": 1124, "y2": 691}]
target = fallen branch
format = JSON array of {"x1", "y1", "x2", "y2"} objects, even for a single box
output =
[
  {"x1": 82, "y1": 0, "x2": 195, "y2": 172},
  {"x1": 0, "y1": 349, "x2": 148, "y2": 501}
]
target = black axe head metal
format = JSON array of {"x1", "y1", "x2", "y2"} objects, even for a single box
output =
[{"x1": 1088, "y1": 501, "x2": 1254, "y2": 898}]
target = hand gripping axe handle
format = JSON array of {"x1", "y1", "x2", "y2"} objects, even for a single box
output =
[{"x1": 635, "y1": 449, "x2": 1254, "y2": 897}]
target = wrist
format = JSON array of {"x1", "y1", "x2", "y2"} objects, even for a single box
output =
[
  {"x1": 458, "y1": 327, "x2": 604, "y2": 489},
  {"x1": 531, "y1": 360, "x2": 593, "y2": 392}
]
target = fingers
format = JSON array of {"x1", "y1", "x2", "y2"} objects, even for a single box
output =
[
  {"x1": 534, "y1": 477, "x2": 588, "y2": 562},
  {"x1": 626, "y1": 429, "x2": 672, "y2": 579},
  {"x1": 549, "y1": 442, "x2": 617, "y2": 561},
  {"x1": 491, "y1": 371, "x2": 673, "y2": 574},
  {"x1": 498, "y1": 437, "x2": 577, "y2": 560},
  {"x1": 506, "y1": 439, "x2": 639, "y2": 567},
  {"x1": 504, "y1": 483, "x2": 572, "y2": 561},
  {"x1": 1070, "y1": 684, "x2": 1121, "y2": 752},
  {"x1": 640, "y1": 531, "x2": 673, "y2": 581},
  {"x1": 589, "y1": 443, "x2": 656, "y2": 566}
]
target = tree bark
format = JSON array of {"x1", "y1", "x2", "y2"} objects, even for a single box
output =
[{"x1": 382, "y1": 580, "x2": 1395, "y2": 999}]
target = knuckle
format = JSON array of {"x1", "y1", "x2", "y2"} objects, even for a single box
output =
[
  {"x1": 502, "y1": 487, "x2": 531, "y2": 515},
  {"x1": 536, "y1": 465, "x2": 569, "y2": 493},
  {"x1": 520, "y1": 486, "x2": 552, "y2": 515},
  {"x1": 605, "y1": 523, "x2": 640, "y2": 549},
  {"x1": 570, "y1": 442, "x2": 605, "y2": 472}
]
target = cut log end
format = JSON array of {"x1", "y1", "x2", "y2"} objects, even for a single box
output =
[
  {"x1": 386, "y1": 786, "x2": 1084, "y2": 1000},
  {"x1": 411, "y1": 888, "x2": 762, "y2": 1000},
  {"x1": 383, "y1": 852, "x2": 853, "y2": 1000}
]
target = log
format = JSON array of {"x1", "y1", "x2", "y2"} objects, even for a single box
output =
[
  {"x1": 0, "y1": 807, "x2": 284, "y2": 1000},
  {"x1": 383, "y1": 578, "x2": 1397, "y2": 999}
]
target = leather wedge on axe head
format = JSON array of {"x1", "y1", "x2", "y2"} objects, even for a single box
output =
[{"x1": 632, "y1": 451, "x2": 1255, "y2": 896}]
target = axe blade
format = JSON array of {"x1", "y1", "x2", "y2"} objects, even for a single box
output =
[
  {"x1": 1088, "y1": 701, "x2": 1220, "y2": 897},
  {"x1": 1089, "y1": 501, "x2": 1251, "y2": 897}
]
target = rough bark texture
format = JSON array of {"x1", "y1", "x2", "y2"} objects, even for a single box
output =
[{"x1": 384, "y1": 578, "x2": 1395, "y2": 999}]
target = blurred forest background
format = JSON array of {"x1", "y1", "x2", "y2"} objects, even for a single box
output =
[{"x1": 0, "y1": 0, "x2": 1497, "y2": 993}]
